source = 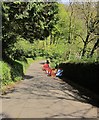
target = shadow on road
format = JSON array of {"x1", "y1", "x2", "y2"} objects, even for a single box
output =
[
  {"x1": 58, "y1": 62, "x2": 99, "y2": 107},
  {"x1": 60, "y1": 79, "x2": 99, "y2": 108},
  {"x1": 23, "y1": 75, "x2": 34, "y2": 79}
]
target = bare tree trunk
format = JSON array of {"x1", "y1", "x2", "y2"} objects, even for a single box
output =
[
  {"x1": 68, "y1": 1, "x2": 73, "y2": 44},
  {"x1": 81, "y1": 33, "x2": 90, "y2": 57},
  {"x1": 97, "y1": 48, "x2": 99, "y2": 60},
  {"x1": 90, "y1": 38, "x2": 99, "y2": 57},
  {"x1": 89, "y1": 2, "x2": 99, "y2": 57}
]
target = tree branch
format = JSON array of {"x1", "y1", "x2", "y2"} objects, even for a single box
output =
[{"x1": 75, "y1": 33, "x2": 85, "y2": 43}]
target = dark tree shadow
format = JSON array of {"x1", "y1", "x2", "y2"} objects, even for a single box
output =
[
  {"x1": 5, "y1": 58, "x2": 24, "y2": 80},
  {"x1": 23, "y1": 75, "x2": 34, "y2": 79},
  {"x1": 58, "y1": 62, "x2": 99, "y2": 107}
]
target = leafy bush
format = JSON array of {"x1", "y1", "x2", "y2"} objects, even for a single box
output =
[
  {"x1": 1, "y1": 58, "x2": 33, "y2": 86},
  {"x1": 11, "y1": 37, "x2": 35, "y2": 60},
  {"x1": 17, "y1": 58, "x2": 33, "y2": 73},
  {"x1": 43, "y1": 43, "x2": 69, "y2": 67},
  {"x1": 1, "y1": 61, "x2": 12, "y2": 85},
  {"x1": 10, "y1": 61, "x2": 23, "y2": 82}
]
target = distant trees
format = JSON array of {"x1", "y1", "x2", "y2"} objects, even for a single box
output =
[
  {"x1": 47, "y1": 1, "x2": 99, "y2": 62},
  {"x1": 72, "y1": 2, "x2": 99, "y2": 58},
  {"x1": 59, "y1": 2, "x2": 99, "y2": 59},
  {"x1": 89, "y1": 1, "x2": 99, "y2": 57}
]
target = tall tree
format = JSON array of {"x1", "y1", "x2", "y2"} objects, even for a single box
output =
[
  {"x1": 89, "y1": 1, "x2": 99, "y2": 57},
  {"x1": 2, "y1": 2, "x2": 59, "y2": 61},
  {"x1": 71, "y1": 2, "x2": 98, "y2": 57}
]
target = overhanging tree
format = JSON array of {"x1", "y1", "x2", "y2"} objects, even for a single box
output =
[{"x1": 2, "y1": 2, "x2": 59, "y2": 61}]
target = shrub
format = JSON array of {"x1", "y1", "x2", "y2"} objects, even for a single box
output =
[
  {"x1": 1, "y1": 61, "x2": 12, "y2": 85},
  {"x1": 1, "y1": 58, "x2": 33, "y2": 86},
  {"x1": 11, "y1": 37, "x2": 35, "y2": 60}
]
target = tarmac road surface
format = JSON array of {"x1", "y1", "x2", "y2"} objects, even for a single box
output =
[{"x1": 1, "y1": 60, "x2": 98, "y2": 119}]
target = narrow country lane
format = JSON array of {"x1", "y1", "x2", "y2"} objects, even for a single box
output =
[{"x1": 1, "y1": 60, "x2": 98, "y2": 119}]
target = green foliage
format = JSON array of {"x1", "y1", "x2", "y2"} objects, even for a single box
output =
[
  {"x1": 17, "y1": 58, "x2": 33, "y2": 73},
  {"x1": 1, "y1": 58, "x2": 33, "y2": 86},
  {"x1": 32, "y1": 41, "x2": 68, "y2": 67},
  {"x1": 2, "y1": 2, "x2": 59, "y2": 61},
  {"x1": 30, "y1": 3, "x2": 99, "y2": 67},
  {"x1": 1, "y1": 2, "x2": 99, "y2": 88},
  {"x1": 11, "y1": 37, "x2": 35, "y2": 60},
  {"x1": 0, "y1": 61, "x2": 12, "y2": 85}
]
